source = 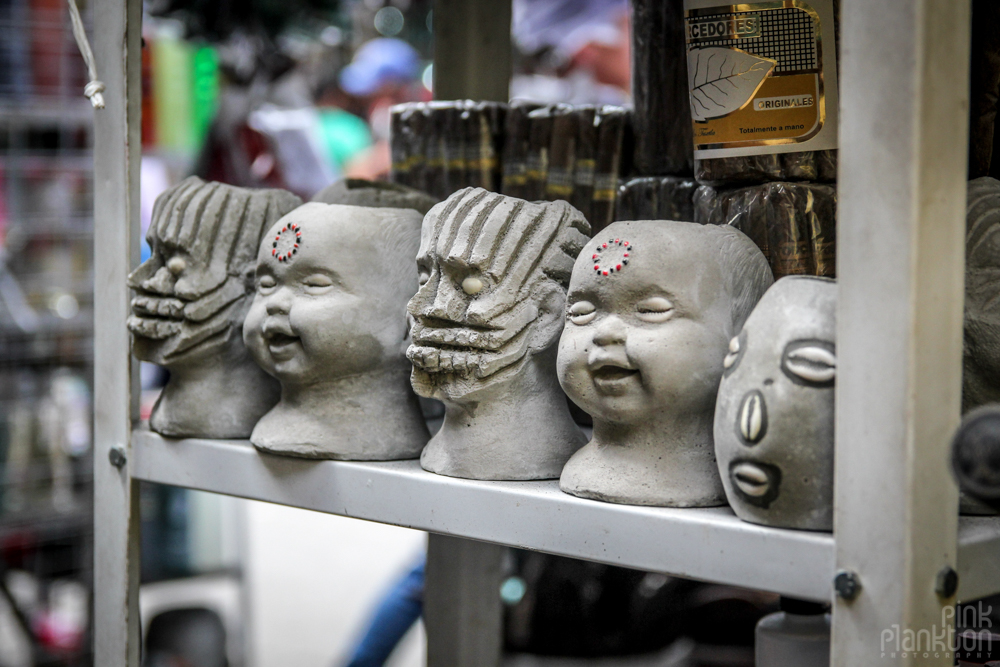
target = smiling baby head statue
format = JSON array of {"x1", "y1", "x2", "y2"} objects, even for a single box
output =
[
  {"x1": 408, "y1": 187, "x2": 592, "y2": 480},
  {"x1": 714, "y1": 276, "x2": 836, "y2": 530},
  {"x1": 557, "y1": 220, "x2": 773, "y2": 507},
  {"x1": 243, "y1": 202, "x2": 430, "y2": 459},
  {"x1": 128, "y1": 177, "x2": 302, "y2": 438}
]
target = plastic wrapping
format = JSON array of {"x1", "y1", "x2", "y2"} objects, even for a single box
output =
[
  {"x1": 390, "y1": 101, "x2": 506, "y2": 199},
  {"x1": 545, "y1": 104, "x2": 576, "y2": 201},
  {"x1": 592, "y1": 106, "x2": 628, "y2": 233},
  {"x1": 694, "y1": 151, "x2": 839, "y2": 187},
  {"x1": 525, "y1": 105, "x2": 554, "y2": 201},
  {"x1": 570, "y1": 106, "x2": 597, "y2": 220},
  {"x1": 390, "y1": 102, "x2": 631, "y2": 222},
  {"x1": 694, "y1": 182, "x2": 837, "y2": 279},
  {"x1": 500, "y1": 100, "x2": 541, "y2": 199},
  {"x1": 615, "y1": 176, "x2": 698, "y2": 222},
  {"x1": 694, "y1": 151, "x2": 838, "y2": 187},
  {"x1": 969, "y1": 0, "x2": 1000, "y2": 178},
  {"x1": 689, "y1": 0, "x2": 841, "y2": 187},
  {"x1": 631, "y1": 0, "x2": 692, "y2": 176}
]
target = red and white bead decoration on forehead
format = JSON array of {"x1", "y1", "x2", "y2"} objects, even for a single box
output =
[
  {"x1": 271, "y1": 222, "x2": 302, "y2": 263},
  {"x1": 592, "y1": 238, "x2": 631, "y2": 277}
]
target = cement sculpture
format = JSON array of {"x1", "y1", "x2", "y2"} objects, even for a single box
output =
[
  {"x1": 557, "y1": 220, "x2": 773, "y2": 506},
  {"x1": 964, "y1": 177, "x2": 1000, "y2": 413},
  {"x1": 128, "y1": 177, "x2": 301, "y2": 438},
  {"x1": 407, "y1": 188, "x2": 592, "y2": 480},
  {"x1": 714, "y1": 276, "x2": 836, "y2": 530},
  {"x1": 244, "y1": 202, "x2": 429, "y2": 459}
]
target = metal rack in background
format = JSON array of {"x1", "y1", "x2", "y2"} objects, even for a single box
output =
[
  {"x1": 0, "y1": 0, "x2": 96, "y2": 664},
  {"x1": 92, "y1": 1, "x2": 998, "y2": 667}
]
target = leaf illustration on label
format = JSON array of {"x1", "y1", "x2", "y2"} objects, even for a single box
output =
[{"x1": 688, "y1": 47, "x2": 777, "y2": 122}]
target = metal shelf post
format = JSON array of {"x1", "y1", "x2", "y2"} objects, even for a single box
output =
[
  {"x1": 92, "y1": 0, "x2": 142, "y2": 664},
  {"x1": 834, "y1": 0, "x2": 971, "y2": 664}
]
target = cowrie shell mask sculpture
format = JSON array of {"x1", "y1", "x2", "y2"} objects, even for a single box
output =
[{"x1": 714, "y1": 275, "x2": 836, "y2": 530}]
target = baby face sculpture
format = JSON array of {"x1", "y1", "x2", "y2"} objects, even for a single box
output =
[
  {"x1": 964, "y1": 177, "x2": 1000, "y2": 413},
  {"x1": 714, "y1": 276, "x2": 836, "y2": 530},
  {"x1": 128, "y1": 177, "x2": 302, "y2": 438},
  {"x1": 243, "y1": 202, "x2": 429, "y2": 459},
  {"x1": 558, "y1": 220, "x2": 773, "y2": 506},
  {"x1": 408, "y1": 188, "x2": 592, "y2": 480}
]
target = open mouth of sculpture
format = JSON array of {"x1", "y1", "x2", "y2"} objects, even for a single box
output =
[
  {"x1": 264, "y1": 331, "x2": 300, "y2": 358},
  {"x1": 407, "y1": 324, "x2": 531, "y2": 379},
  {"x1": 729, "y1": 460, "x2": 782, "y2": 509},
  {"x1": 590, "y1": 364, "x2": 639, "y2": 392}
]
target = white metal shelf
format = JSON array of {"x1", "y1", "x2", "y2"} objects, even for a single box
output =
[{"x1": 131, "y1": 429, "x2": 1000, "y2": 604}]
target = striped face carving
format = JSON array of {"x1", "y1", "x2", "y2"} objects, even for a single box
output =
[
  {"x1": 713, "y1": 277, "x2": 837, "y2": 530},
  {"x1": 406, "y1": 188, "x2": 591, "y2": 401},
  {"x1": 126, "y1": 176, "x2": 302, "y2": 365}
]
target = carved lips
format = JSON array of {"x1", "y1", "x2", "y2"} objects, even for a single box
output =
[{"x1": 587, "y1": 353, "x2": 639, "y2": 395}]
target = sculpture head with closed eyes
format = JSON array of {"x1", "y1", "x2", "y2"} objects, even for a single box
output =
[
  {"x1": 243, "y1": 202, "x2": 430, "y2": 460},
  {"x1": 557, "y1": 220, "x2": 773, "y2": 507},
  {"x1": 713, "y1": 276, "x2": 836, "y2": 530}
]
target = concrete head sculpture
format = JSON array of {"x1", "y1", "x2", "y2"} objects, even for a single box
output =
[
  {"x1": 407, "y1": 187, "x2": 592, "y2": 479},
  {"x1": 243, "y1": 202, "x2": 429, "y2": 459},
  {"x1": 311, "y1": 178, "x2": 439, "y2": 215},
  {"x1": 557, "y1": 220, "x2": 773, "y2": 506},
  {"x1": 128, "y1": 177, "x2": 302, "y2": 438},
  {"x1": 714, "y1": 276, "x2": 836, "y2": 530},
  {"x1": 964, "y1": 177, "x2": 1000, "y2": 413}
]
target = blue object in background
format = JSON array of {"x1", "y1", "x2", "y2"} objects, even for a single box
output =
[
  {"x1": 344, "y1": 557, "x2": 425, "y2": 667},
  {"x1": 339, "y1": 38, "x2": 421, "y2": 97}
]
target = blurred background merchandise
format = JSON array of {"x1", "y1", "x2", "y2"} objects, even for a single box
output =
[
  {"x1": 0, "y1": 0, "x2": 96, "y2": 663},
  {"x1": 0, "y1": 0, "x2": 808, "y2": 665}
]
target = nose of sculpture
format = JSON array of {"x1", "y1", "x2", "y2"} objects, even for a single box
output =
[
  {"x1": 418, "y1": 274, "x2": 468, "y2": 323},
  {"x1": 592, "y1": 314, "x2": 626, "y2": 347},
  {"x1": 140, "y1": 265, "x2": 177, "y2": 296},
  {"x1": 264, "y1": 287, "x2": 292, "y2": 316}
]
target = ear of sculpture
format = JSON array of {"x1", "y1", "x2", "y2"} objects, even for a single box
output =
[{"x1": 528, "y1": 282, "x2": 568, "y2": 354}]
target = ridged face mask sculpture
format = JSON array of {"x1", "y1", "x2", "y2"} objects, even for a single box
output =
[
  {"x1": 714, "y1": 276, "x2": 836, "y2": 530},
  {"x1": 243, "y1": 203, "x2": 430, "y2": 460},
  {"x1": 128, "y1": 177, "x2": 302, "y2": 438},
  {"x1": 557, "y1": 220, "x2": 773, "y2": 507},
  {"x1": 958, "y1": 177, "x2": 1000, "y2": 515},
  {"x1": 407, "y1": 187, "x2": 592, "y2": 480},
  {"x1": 965, "y1": 177, "x2": 1000, "y2": 413}
]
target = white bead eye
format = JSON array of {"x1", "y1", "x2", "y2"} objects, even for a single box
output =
[
  {"x1": 462, "y1": 276, "x2": 483, "y2": 295},
  {"x1": 167, "y1": 256, "x2": 186, "y2": 275}
]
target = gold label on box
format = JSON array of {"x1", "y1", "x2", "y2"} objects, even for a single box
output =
[{"x1": 684, "y1": 0, "x2": 839, "y2": 158}]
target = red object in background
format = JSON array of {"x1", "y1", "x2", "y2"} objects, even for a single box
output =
[
  {"x1": 1, "y1": 529, "x2": 38, "y2": 570},
  {"x1": 29, "y1": 0, "x2": 87, "y2": 96},
  {"x1": 29, "y1": 0, "x2": 62, "y2": 94},
  {"x1": 34, "y1": 612, "x2": 85, "y2": 653},
  {"x1": 142, "y1": 35, "x2": 156, "y2": 147}
]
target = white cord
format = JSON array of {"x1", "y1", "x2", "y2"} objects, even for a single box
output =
[{"x1": 66, "y1": 0, "x2": 105, "y2": 109}]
